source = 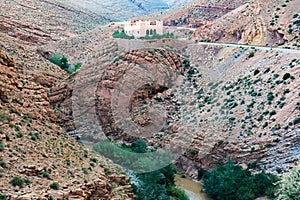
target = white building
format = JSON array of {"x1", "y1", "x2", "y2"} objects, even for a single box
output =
[{"x1": 124, "y1": 20, "x2": 163, "y2": 38}]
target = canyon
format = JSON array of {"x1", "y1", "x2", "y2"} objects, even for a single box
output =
[{"x1": 0, "y1": 0, "x2": 299, "y2": 199}]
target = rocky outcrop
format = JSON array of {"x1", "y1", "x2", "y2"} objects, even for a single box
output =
[{"x1": 50, "y1": 47, "x2": 185, "y2": 142}]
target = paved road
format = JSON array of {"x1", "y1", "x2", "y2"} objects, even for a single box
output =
[
  {"x1": 195, "y1": 41, "x2": 300, "y2": 54},
  {"x1": 175, "y1": 27, "x2": 197, "y2": 31}
]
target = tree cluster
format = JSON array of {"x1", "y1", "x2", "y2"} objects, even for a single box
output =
[
  {"x1": 203, "y1": 159, "x2": 278, "y2": 200},
  {"x1": 49, "y1": 52, "x2": 81, "y2": 74}
]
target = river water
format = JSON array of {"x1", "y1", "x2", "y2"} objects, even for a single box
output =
[{"x1": 175, "y1": 175, "x2": 212, "y2": 200}]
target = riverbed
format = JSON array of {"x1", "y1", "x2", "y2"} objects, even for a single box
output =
[{"x1": 175, "y1": 175, "x2": 212, "y2": 200}]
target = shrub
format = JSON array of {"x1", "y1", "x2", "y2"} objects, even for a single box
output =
[
  {"x1": 82, "y1": 168, "x2": 88, "y2": 174},
  {"x1": 42, "y1": 172, "x2": 50, "y2": 179},
  {"x1": 50, "y1": 182, "x2": 59, "y2": 190},
  {"x1": 49, "y1": 51, "x2": 62, "y2": 66},
  {"x1": 0, "y1": 140, "x2": 4, "y2": 152},
  {"x1": 30, "y1": 132, "x2": 41, "y2": 141},
  {"x1": 254, "y1": 69, "x2": 260, "y2": 76},
  {"x1": 188, "y1": 149, "x2": 197, "y2": 156},
  {"x1": 293, "y1": 117, "x2": 300, "y2": 125},
  {"x1": 197, "y1": 168, "x2": 207, "y2": 180},
  {"x1": 0, "y1": 159, "x2": 6, "y2": 168},
  {"x1": 16, "y1": 132, "x2": 23, "y2": 138},
  {"x1": 24, "y1": 178, "x2": 30, "y2": 185},
  {"x1": 167, "y1": 186, "x2": 189, "y2": 200},
  {"x1": 112, "y1": 30, "x2": 134, "y2": 39},
  {"x1": 10, "y1": 177, "x2": 24, "y2": 187},
  {"x1": 90, "y1": 158, "x2": 97, "y2": 163},
  {"x1": 267, "y1": 92, "x2": 275, "y2": 102},
  {"x1": 0, "y1": 194, "x2": 6, "y2": 200},
  {"x1": 131, "y1": 139, "x2": 147, "y2": 153},
  {"x1": 283, "y1": 73, "x2": 291, "y2": 80},
  {"x1": 270, "y1": 110, "x2": 277, "y2": 116},
  {"x1": 249, "y1": 52, "x2": 255, "y2": 58},
  {"x1": 257, "y1": 115, "x2": 264, "y2": 122},
  {"x1": 276, "y1": 163, "x2": 300, "y2": 199},
  {"x1": 104, "y1": 167, "x2": 111, "y2": 175},
  {"x1": 49, "y1": 52, "x2": 80, "y2": 74},
  {"x1": 140, "y1": 32, "x2": 175, "y2": 40},
  {"x1": 0, "y1": 111, "x2": 11, "y2": 122}
]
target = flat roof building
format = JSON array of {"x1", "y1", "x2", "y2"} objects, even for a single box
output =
[{"x1": 124, "y1": 20, "x2": 163, "y2": 38}]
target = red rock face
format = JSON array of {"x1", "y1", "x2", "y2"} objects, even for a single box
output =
[
  {"x1": 95, "y1": 49, "x2": 184, "y2": 141},
  {"x1": 50, "y1": 47, "x2": 185, "y2": 140}
]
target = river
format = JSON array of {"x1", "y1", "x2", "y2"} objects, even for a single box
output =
[{"x1": 175, "y1": 175, "x2": 213, "y2": 200}]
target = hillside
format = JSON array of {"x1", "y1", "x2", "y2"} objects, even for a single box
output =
[
  {"x1": 141, "y1": 0, "x2": 299, "y2": 49},
  {"x1": 192, "y1": 0, "x2": 300, "y2": 48},
  {"x1": 0, "y1": 33, "x2": 133, "y2": 198},
  {"x1": 137, "y1": 0, "x2": 245, "y2": 26},
  {"x1": 0, "y1": 0, "x2": 111, "y2": 46},
  {"x1": 0, "y1": 0, "x2": 192, "y2": 46}
]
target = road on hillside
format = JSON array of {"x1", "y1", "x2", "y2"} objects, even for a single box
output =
[{"x1": 194, "y1": 41, "x2": 300, "y2": 54}]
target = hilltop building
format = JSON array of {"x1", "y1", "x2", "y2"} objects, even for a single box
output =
[{"x1": 124, "y1": 20, "x2": 163, "y2": 38}]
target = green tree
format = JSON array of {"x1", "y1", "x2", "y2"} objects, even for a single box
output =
[
  {"x1": 60, "y1": 56, "x2": 69, "y2": 70},
  {"x1": 131, "y1": 139, "x2": 147, "y2": 153},
  {"x1": 203, "y1": 159, "x2": 278, "y2": 200},
  {"x1": 49, "y1": 51, "x2": 62, "y2": 66}
]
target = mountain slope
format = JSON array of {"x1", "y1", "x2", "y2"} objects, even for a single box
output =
[
  {"x1": 52, "y1": 0, "x2": 193, "y2": 21},
  {"x1": 0, "y1": 35, "x2": 133, "y2": 199},
  {"x1": 192, "y1": 0, "x2": 300, "y2": 48}
]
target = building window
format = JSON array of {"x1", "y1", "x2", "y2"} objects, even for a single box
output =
[{"x1": 146, "y1": 30, "x2": 149, "y2": 36}]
